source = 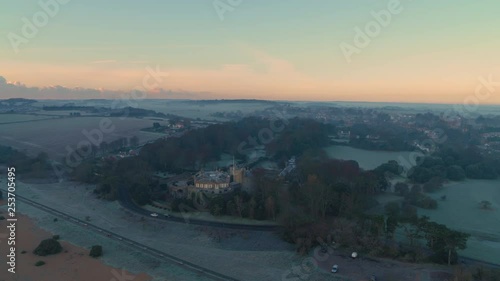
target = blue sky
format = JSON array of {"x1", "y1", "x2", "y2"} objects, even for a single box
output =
[{"x1": 1, "y1": 0, "x2": 500, "y2": 102}]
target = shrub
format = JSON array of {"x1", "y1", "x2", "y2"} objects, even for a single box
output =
[
  {"x1": 35, "y1": 261, "x2": 46, "y2": 266},
  {"x1": 89, "y1": 245, "x2": 103, "y2": 258},
  {"x1": 52, "y1": 235, "x2": 60, "y2": 240},
  {"x1": 33, "y1": 238, "x2": 62, "y2": 256}
]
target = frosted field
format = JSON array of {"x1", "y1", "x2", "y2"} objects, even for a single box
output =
[
  {"x1": 0, "y1": 114, "x2": 57, "y2": 123},
  {"x1": 418, "y1": 179, "x2": 500, "y2": 263},
  {"x1": 0, "y1": 116, "x2": 165, "y2": 158},
  {"x1": 326, "y1": 145, "x2": 500, "y2": 264},
  {"x1": 0, "y1": 178, "x2": 298, "y2": 281},
  {"x1": 4, "y1": 202, "x2": 214, "y2": 281},
  {"x1": 324, "y1": 145, "x2": 414, "y2": 170},
  {"x1": 134, "y1": 100, "x2": 274, "y2": 120},
  {"x1": 34, "y1": 99, "x2": 273, "y2": 120}
]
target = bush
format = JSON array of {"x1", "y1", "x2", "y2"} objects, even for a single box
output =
[
  {"x1": 52, "y1": 235, "x2": 60, "y2": 240},
  {"x1": 21, "y1": 250, "x2": 27, "y2": 254},
  {"x1": 33, "y1": 238, "x2": 62, "y2": 256},
  {"x1": 89, "y1": 245, "x2": 103, "y2": 258},
  {"x1": 35, "y1": 261, "x2": 46, "y2": 266},
  {"x1": 0, "y1": 216, "x2": 5, "y2": 221}
]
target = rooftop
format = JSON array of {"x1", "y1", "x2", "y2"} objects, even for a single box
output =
[{"x1": 194, "y1": 170, "x2": 230, "y2": 184}]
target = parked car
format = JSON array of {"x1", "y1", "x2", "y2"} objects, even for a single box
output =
[
  {"x1": 331, "y1": 264, "x2": 338, "y2": 273},
  {"x1": 150, "y1": 213, "x2": 158, "y2": 217}
]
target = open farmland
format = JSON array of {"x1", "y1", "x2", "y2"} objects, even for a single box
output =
[
  {"x1": 136, "y1": 100, "x2": 274, "y2": 120},
  {"x1": 0, "y1": 113, "x2": 58, "y2": 124},
  {"x1": 0, "y1": 116, "x2": 166, "y2": 158}
]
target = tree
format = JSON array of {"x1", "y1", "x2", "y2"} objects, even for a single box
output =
[
  {"x1": 394, "y1": 182, "x2": 409, "y2": 196},
  {"x1": 248, "y1": 197, "x2": 257, "y2": 219},
  {"x1": 385, "y1": 215, "x2": 398, "y2": 239},
  {"x1": 409, "y1": 167, "x2": 435, "y2": 183},
  {"x1": 209, "y1": 196, "x2": 226, "y2": 216},
  {"x1": 234, "y1": 195, "x2": 244, "y2": 218},
  {"x1": 129, "y1": 136, "x2": 139, "y2": 147},
  {"x1": 422, "y1": 220, "x2": 441, "y2": 249},
  {"x1": 401, "y1": 222, "x2": 423, "y2": 247},
  {"x1": 443, "y1": 230, "x2": 470, "y2": 265},
  {"x1": 422, "y1": 220, "x2": 470, "y2": 265},
  {"x1": 265, "y1": 196, "x2": 276, "y2": 220},
  {"x1": 400, "y1": 203, "x2": 418, "y2": 222},
  {"x1": 384, "y1": 202, "x2": 401, "y2": 218},
  {"x1": 33, "y1": 238, "x2": 62, "y2": 256},
  {"x1": 447, "y1": 165, "x2": 466, "y2": 181},
  {"x1": 89, "y1": 245, "x2": 103, "y2": 258},
  {"x1": 422, "y1": 177, "x2": 444, "y2": 193}
]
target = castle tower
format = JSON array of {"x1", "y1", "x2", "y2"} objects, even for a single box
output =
[{"x1": 231, "y1": 155, "x2": 244, "y2": 184}]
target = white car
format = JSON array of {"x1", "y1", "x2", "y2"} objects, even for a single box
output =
[
  {"x1": 331, "y1": 264, "x2": 338, "y2": 273},
  {"x1": 150, "y1": 213, "x2": 158, "y2": 217}
]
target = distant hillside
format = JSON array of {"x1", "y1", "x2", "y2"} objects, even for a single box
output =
[
  {"x1": 0, "y1": 98, "x2": 37, "y2": 105},
  {"x1": 42, "y1": 105, "x2": 185, "y2": 120},
  {"x1": 186, "y1": 99, "x2": 278, "y2": 105}
]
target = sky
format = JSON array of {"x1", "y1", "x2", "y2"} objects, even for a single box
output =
[{"x1": 1, "y1": 0, "x2": 500, "y2": 103}]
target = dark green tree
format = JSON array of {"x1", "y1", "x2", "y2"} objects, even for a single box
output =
[
  {"x1": 33, "y1": 238, "x2": 62, "y2": 256},
  {"x1": 89, "y1": 245, "x2": 103, "y2": 258}
]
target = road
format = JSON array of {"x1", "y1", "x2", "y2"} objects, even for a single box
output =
[{"x1": 1, "y1": 188, "x2": 240, "y2": 281}]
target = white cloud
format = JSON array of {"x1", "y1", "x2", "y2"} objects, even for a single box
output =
[{"x1": 0, "y1": 75, "x2": 204, "y2": 100}]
